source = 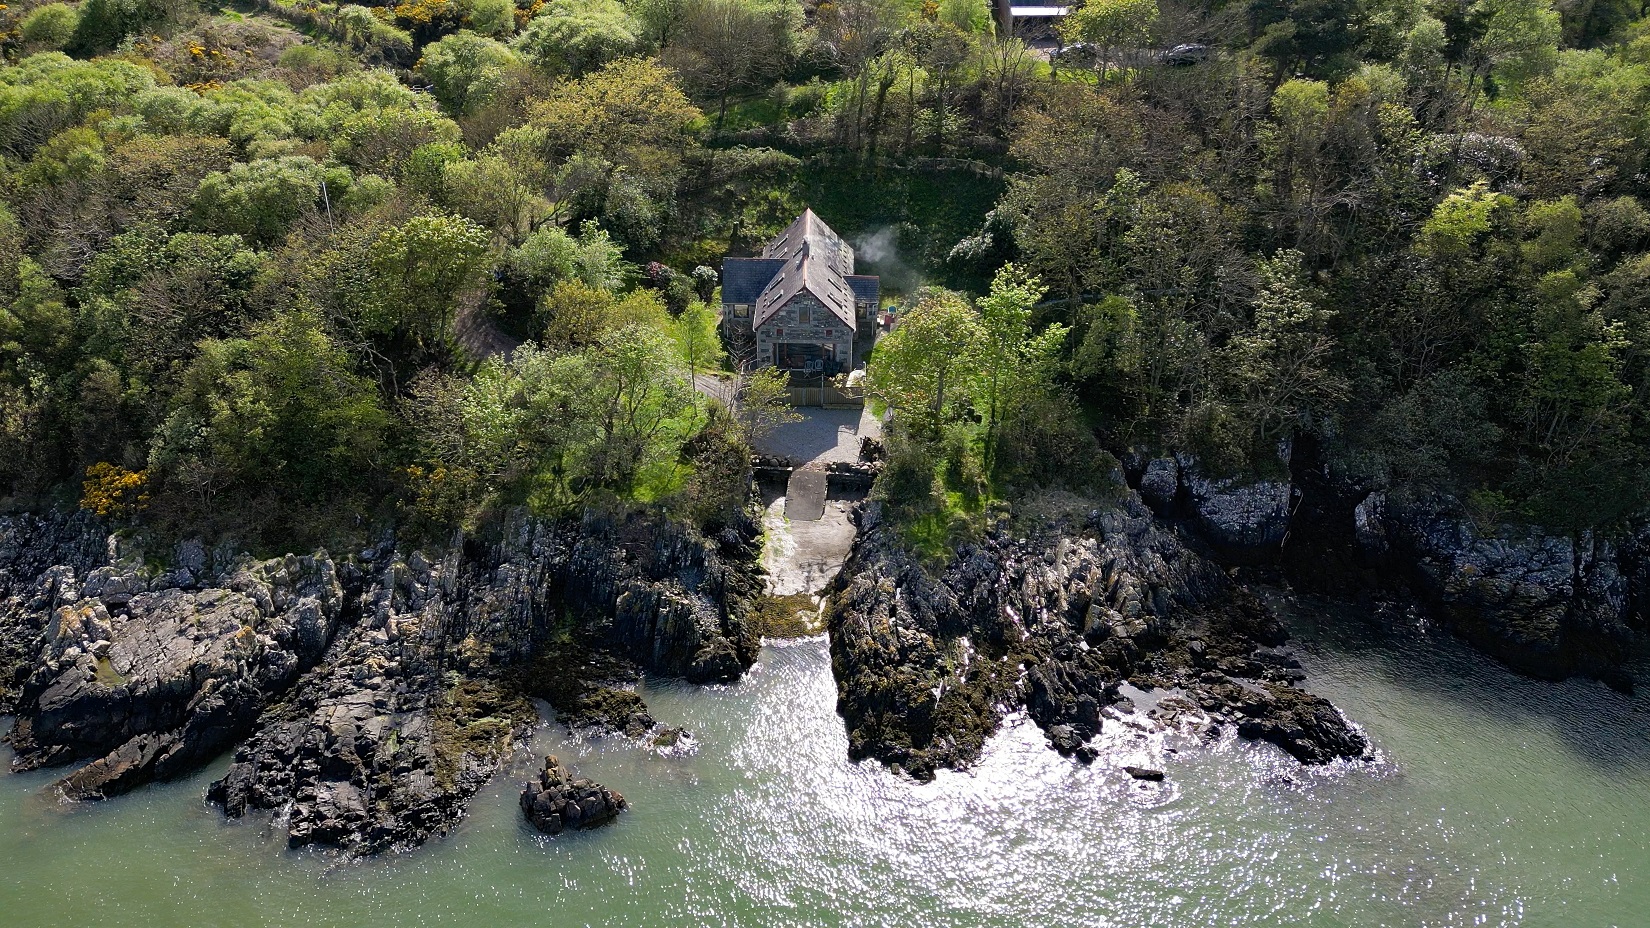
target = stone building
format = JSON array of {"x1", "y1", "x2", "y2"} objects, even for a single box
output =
[{"x1": 721, "y1": 209, "x2": 880, "y2": 373}]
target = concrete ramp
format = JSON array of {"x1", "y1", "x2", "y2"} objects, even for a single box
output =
[{"x1": 785, "y1": 468, "x2": 827, "y2": 521}]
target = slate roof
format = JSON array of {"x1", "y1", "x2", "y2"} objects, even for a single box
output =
[
  {"x1": 761, "y1": 209, "x2": 854, "y2": 276},
  {"x1": 753, "y1": 241, "x2": 858, "y2": 330},
  {"x1": 721, "y1": 257, "x2": 786, "y2": 305},
  {"x1": 846, "y1": 275, "x2": 880, "y2": 306},
  {"x1": 752, "y1": 210, "x2": 859, "y2": 330},
  {"x1": 722, "y1": 210, "x2": 876, "y2": 333}
]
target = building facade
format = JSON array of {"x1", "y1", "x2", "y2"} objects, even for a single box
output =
[{"x1": 721, "y1": 210, "x2": 879, "y2": 373}]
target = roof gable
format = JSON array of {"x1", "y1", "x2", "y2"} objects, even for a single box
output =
[
  {"x1": 753, "y1": 239, "x2": 857, "y2": 330},
  {"x1": 761, "y1": 208, "x2": 854, "y2": 276}
]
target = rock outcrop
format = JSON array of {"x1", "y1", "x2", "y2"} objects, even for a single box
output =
[
  {"x1": 0, "y1": 512, "x2": 120, "y2": 714},
  {"x1": 825, "y1": 492, "x2": 1366, "y2": 780},
  {"x1": 0, "y1": 508, "x2": 759, "y2": 854},
  {"x1": 8, "y1": 553, "x2": 344, "y2": 800},
  {"x1": 1122, "y1": 445, "x2": 1648, "y2": 688},
  {"x1": 1375, "y1": 495, "x2": 1637, "y2": 689},
  {"x1": 1126, "y1": 453, "x2": 1294, "y2": 564},
  {"x1": 207, "y1": 513, "x2": 756, "y2": 852},
  {"x1": 520, "y1": 755, "x2": 627, "y2": 835}
]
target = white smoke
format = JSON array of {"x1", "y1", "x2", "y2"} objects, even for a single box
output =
[{"x1": 853, "y1": 226, "x2": 919, "y2": 293}]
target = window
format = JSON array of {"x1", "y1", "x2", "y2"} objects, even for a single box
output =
[
  {"x1": 735, "y1": 304, "x2": 749, "y2": 317},
  {"x1": 797, "y1": 306, "x2": 811, "y2": 324}
]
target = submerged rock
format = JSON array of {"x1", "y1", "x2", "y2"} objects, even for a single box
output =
[{"x1": 520, "y1": 755, "x2": 627, "y2": 835}]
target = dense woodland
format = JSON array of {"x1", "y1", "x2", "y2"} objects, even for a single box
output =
[{"x1": 0, "y1": 0, "x2": 1647, "y2": 552}]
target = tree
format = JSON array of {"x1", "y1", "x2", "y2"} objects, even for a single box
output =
[
  {"x1": 506, "y1": 57, "x2": 702, "y2": 218},
  {"x1": 468, "y1": 0, "x2": 517, "y2": 36},
  {"x1": 362, "y1": 214, "x2": 493, "y2": 348},
  {"x1": 417, "y1": 32, "x2": 521, "y2": 115},
  {"x1": 442, "y1": 153, "x2": 549, "y2": 242},
  {"x1": 539, "y1": 279, "x2": 669, "y2": 346},
  {"x1": 70, "y1": 0, "x2": 184, "y2": 54},
  {"x1": 19, "y1": 4, "x2": 80, "y2": 52},
  {"x1": 1221, "y1": 250, "x2": 1346, "y2": 445},
  {"x1": 1057, "y1": 0, "x2": 1158, "y2": 80},
  {"x1": 866, "y1": 288, "x2": 983, "y2": 435},
  {"x1": 1415, "y1": 181, "x2": 1512, "y2": 262},
  {"x1": 149, "y1": 310, "x2": 388, "y2": 506},
  {"x1": 581, "y1": 323, "x2": 697, "y2": 491},
  {"x1": 672, "y1": 301, "x2": 724, "y2": 372},
  {"x1": 190, "y1": 157, "x2": 352, "y2": 245},
  {"x1": 938, "y1": 0, "x2": 993, "y2": 34},
  {"x1": 1471, "y1": 0, "x2": 1560, "y2": 94},
  {"x1": 731, "y1": 365, "x2": 797, "y2": 444},
  {"x1": 628, "y1": 0, "x2": 690, "y2": 45},
  {"x1": 512, "y1": 0, "x2": 643, "y2": 77},
  {"x1": 664, "y1": 0, "x2": 800, "y2": 129},
  {"x1": 972, "y1": 264, "x2": 1067, "y2": 477}
]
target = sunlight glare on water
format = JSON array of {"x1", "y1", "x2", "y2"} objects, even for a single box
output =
[{"x1": 2, "y1": 599, "x2": 1648, "y2": 927}]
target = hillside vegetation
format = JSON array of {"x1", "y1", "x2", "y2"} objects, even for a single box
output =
[{"x1": 0, "y1": 0, "x2": 1646, "y2": 549}]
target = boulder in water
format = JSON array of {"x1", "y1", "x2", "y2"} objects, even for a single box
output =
[{"x1": 520, "y1": 755, "x2": 627, "y2": 835}]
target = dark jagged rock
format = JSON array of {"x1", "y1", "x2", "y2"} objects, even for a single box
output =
[
  {"x1": 206, "y1": 546, "x2": 536, "y2": 854},
  {"x1": 209, "y1": 513, "x2": 756, "y2": 853},
  {"x1": 0, "y1": 507, "x2": 759, "y2": 855},
  {"x1": 825, "y1": 491, "x2": 1366, "y2": 780},
  {"x1": 551, "y1": 512, "x2": 761, "y2": 682},
  {"x1": 1227, "y1": 683, "x2": 1369, "y2": 764},
  {"x1": 1123, "y1": 765, "x2": 1165, "y2": 780},
  {"x1": 515, "y1": 637, "x2": 680, "y2": 741},
  {"x1": 520, "y1": 755, "x2": 627, "y2": 835},
  {"x1": 1123, "y1": 443, "x2": 1646, "y2": 689},
  {"x1": 1378, "y1": 496, "x2": 1637, "y2": 689},
  {"x1": 1126, "y1": 453, "x2": 1292, "y2": 564},
  {"x1": 7, "y1": 554, "x2": 344, "y2": 800},
  {"x1": 0, "y1": 512, "x2": 116, "y2": 714}
]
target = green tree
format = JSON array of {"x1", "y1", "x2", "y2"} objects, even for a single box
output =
[
  {"x1": 362, "y1": 214, "x2": 493, "y2": 348},
  {"x1": 664, "y1": 0, "x2": 800, "y2": 129},
  {"x1": 149, "y1": 310, "x2": 388, "y2": 506},
  {"x1": 191, "y1": 157, "x2": 352, "y2": 246},
  {"x1": 19, "y1": 4, "x2": 81, "y2": 51},
  {"x1": 672, "y1": 300, "x2": 724, "y2": 372},
  {"x1": 1057, "y1": 0, "x2": 1157, "y2": 80},
  {"x1": 1222, "y1": 250, "x2": 1346, "y2": 445},
  {"x1": 512, "y1": 0, "x2": 643, "y2": 77},
  {"x1": 972, "y1": 264, "x2": 1067, "y2": 477},
  {"x1": 866, "y1": 288, "x2": 983, "y2": 435},
  {"x1": 1471, "y1": 0, "x2": 1560, "y2": 94},
  {"x1": 418, "y1": 32, "x2": 521, "y2": 115}
]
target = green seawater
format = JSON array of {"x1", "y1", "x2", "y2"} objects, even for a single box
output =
[{"x1": 2, "y1": 601, "x2": 1648, "y2": 928}]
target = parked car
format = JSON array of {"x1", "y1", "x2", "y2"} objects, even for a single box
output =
[
  {"x1": 1160, "y1": 43, "x2": 1211, "y2": 66},
  {"x1": 1161, "y1": 42, "x2": 1214, "y2": 65},
  {"x1": 1051, "y1": 42, "x2": 1097, "y2": 64}
]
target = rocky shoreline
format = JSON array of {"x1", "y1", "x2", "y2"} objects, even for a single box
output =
[
  {"x1": 0, "y1": 509, "x2": 760, "y2": 854},
  {"x1": 1, "y1": 435, "x2": 1643, "y2": 854},
  {"x1": 825, "y1": 490, "x2": 1369, "y2": 780},
  {"x1": 1121, "y1": 447, "x2": 1648, "y2": 692}
]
